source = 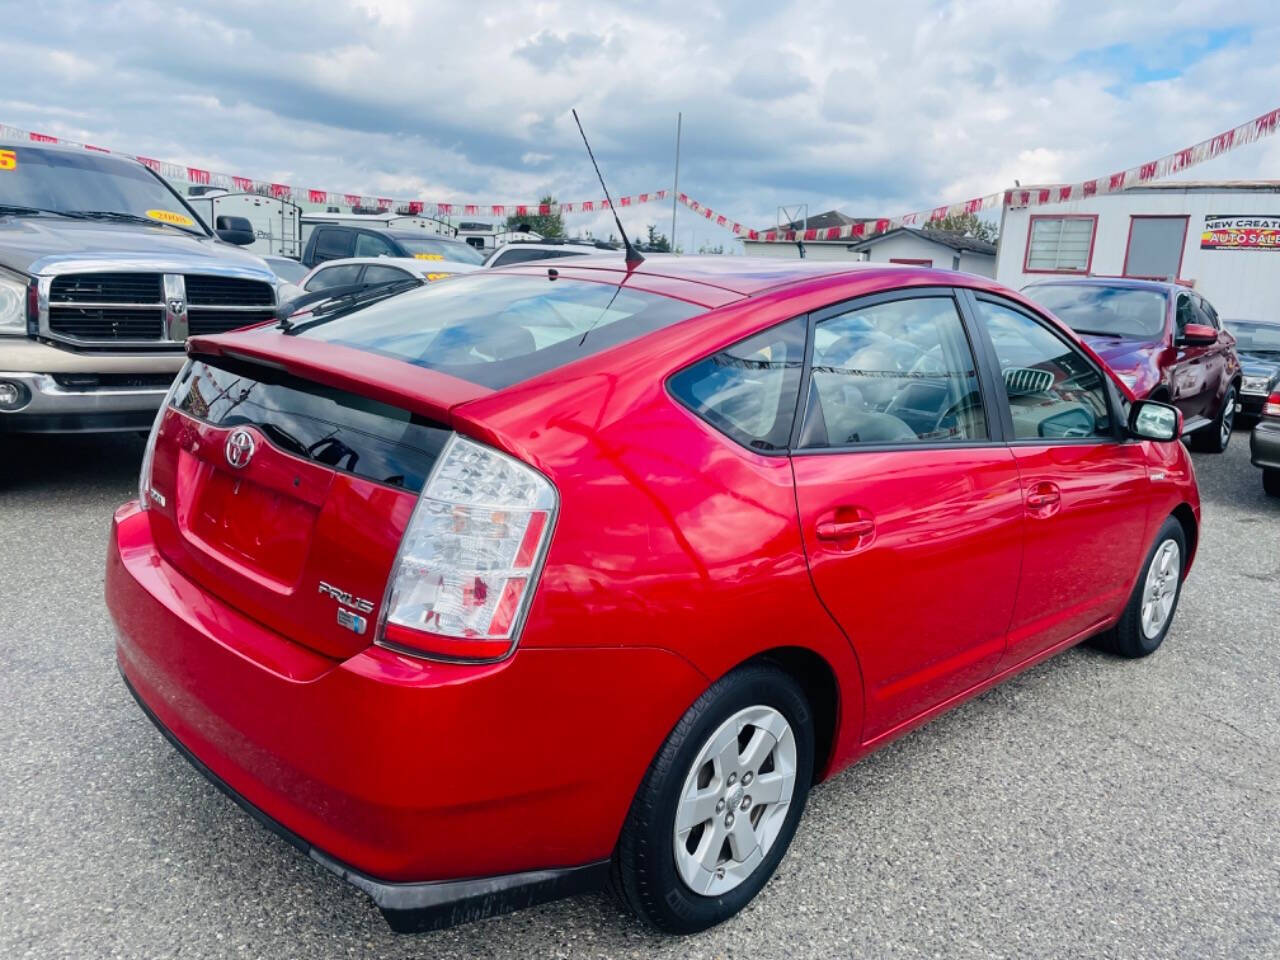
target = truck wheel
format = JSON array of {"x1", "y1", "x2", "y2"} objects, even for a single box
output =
[
  {"x1": 1264, "y1": 469, "x2": 1280, "y2": 498},
  {"x1": 1190, "y1": 386, "x2": 1235, "y2": 453},
  {"x1": 1092, "y1": 516, "x2": 1186, "y2": 658},
  {"x1": 610, "y1": 663, "x2": 814, "y2": 933}
]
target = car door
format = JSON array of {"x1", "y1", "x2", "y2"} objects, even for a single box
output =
[
  {"x1": 1172, "y1": 292, "x2": 1211, "y2": 419},
  {"x1": 1193, "y1": 294, "x2": 1232, "y2": 413},
  {"x1": 789, "y1": 289, "x2": 1025, "y2": 741},
  {"x1": 965, "y1": 292, "x2": 1149, "y2": 668}
]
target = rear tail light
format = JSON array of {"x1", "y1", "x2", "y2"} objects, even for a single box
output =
[
  {"x1": 1264, "y1": 392, "x2": 1280, "y2": 419},
  {"x1": 379, "y1": 434, "x2": 558, "y2": 662},
  {"x1": 138, "y1": 362, "x2": 189, "y2": 510}
]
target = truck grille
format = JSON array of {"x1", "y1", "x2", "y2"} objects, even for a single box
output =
[{"x1": 44, "y1": 271, "x2": 275, "y2": 344}]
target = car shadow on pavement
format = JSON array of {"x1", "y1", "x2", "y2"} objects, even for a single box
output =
[{"x1": 0, "y1": 431, "x2": 144, "y2": 495}]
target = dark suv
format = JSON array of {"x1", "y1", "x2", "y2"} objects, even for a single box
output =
[
  {"x1": 301, "y1": 226, "x2": 484, "y2": 268},
  {"x1": 1024, "y1": 278, "x2": 1241, "y2": 452}
]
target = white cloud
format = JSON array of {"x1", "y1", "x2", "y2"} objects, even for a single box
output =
[{"x1": 1, "y1": 0, "x2": 1277, "y2": 252}]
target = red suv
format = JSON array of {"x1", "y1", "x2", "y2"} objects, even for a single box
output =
[
  {"x1": 107, "y1": 259, "x2": 1200, "y2": 934},
  {"x1": 1023, "y1": 278, "x2": 1241, "y2": 452}
]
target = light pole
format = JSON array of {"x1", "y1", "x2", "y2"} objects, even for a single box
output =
[{"x1": 671, "y1": 112, "x2": 681, "y2": 253}]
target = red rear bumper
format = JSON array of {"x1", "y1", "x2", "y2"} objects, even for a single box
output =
[{"x1": 106, "y1": 502, "x2": 707, "y2": 926}]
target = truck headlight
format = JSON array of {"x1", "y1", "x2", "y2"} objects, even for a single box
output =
[
  {"x1": 0, "y1": 270, "x2": 29, "y2": 335},
  {"x1": 1241, "y1": 374, "x2": 1272, "y2": 395}
]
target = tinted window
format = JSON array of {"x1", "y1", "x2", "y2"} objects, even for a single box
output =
[
  {"x1": 312, "y1": 228, "x2": 354, "y2": 263},
  {"x1": 1175, "y1": 294, "x2": 1195, "y2": 336},
  {"x1": 799, "y1": 296, "x2": 986, "y2": 447},
  {"x1": 354, "y1": 232, "x2": 397, "y2": 258},
  {"x1": 668, "y1": 317, "x2": 806, "y2": 452},
  {"x1": 974, "y1": 298, "x2": 1112, "y2": 440},
  {"x1": 1194, "y1": 296, "x2": 1218, "y2": 330},
  {"x1": 295, "y1": 273, "x2": 702, "y2": 389},
  {"x1": 1025, "y1": 284, "x2": 1167, "y2": 340},
  {"x1": 0, "y1": 146, "x2": 205, "y2": 236},
  {"x1": 304, "y1": 264, "x2": 362, "y2": 291},
  {"x1": 392, "y1": 235, "x2": 486, "y2": 264},
  {"x1": 171, "y1": 357, "x2": 451, "y2": 491},
  {"x1": 361, "y1": 265, "x2": 415, "y2": 286}
]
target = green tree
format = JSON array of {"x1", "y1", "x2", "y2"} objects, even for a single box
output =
[
  {"x1": 697, "y1": 241, "x2": 725, "y2": 255},
  {"x1": 505, "y1": 194, "x2": 565, "y2": 239},
  {"x1": 925, "y1": 211, "x2": 998, "y2": 243},
  {"x1": 638, "y1": 224, "x2": 671, "y2": 252}
]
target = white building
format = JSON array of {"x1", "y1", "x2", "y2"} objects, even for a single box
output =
[
  {"x1": 741, "y1": 210, "x2": 996, "y2": 276},
  {"x1": 995, "y1": 181, "x2": 1280, "y2": 320}
]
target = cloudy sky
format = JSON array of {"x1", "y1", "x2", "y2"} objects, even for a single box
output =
[{"x1": 4, "y1": 0, "x2": 1279, "y2": 251}]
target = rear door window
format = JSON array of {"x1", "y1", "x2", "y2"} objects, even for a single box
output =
[
  {"x1": 668, "y1": 317, "x2": 807, "y2": 452},
  {"x1": 361, "y1": 265, "x2": 415, "y2": 286},
  {"x1": 312, "y1": 228, "x2": 355, "y2": 263},
  {"x1": 304, "y1": 264, "x2": 362, "y2": 291},
  {"x1": 293, "y1": 273, "x2": 702, "y2": 389},
  {"x1": 355, "y1": 232, "x2": 397, "y2": 258},
  {"x1": 798, "y1": 296, "x2": 986, "y2": 447}
]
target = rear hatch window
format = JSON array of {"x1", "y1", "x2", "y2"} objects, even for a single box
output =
[
  {"x1": 288, "y1": 272, "x2": 702, "y2": 389},
  {"x1": 148, "y1": 358, "x2": 450, "y2": 659}
]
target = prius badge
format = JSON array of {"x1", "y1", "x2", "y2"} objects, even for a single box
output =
[{"x1": 318, "y1": 580, "x2": 375, "y2": 635}]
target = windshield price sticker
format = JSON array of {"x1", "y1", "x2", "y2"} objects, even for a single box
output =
[
  {"x1": 146, "y1": 208, "x2": 195, "y2": 227},
  {"x1": 0, "y1": 150, "x2": 15, "y2": 171},
  {"x1": 413, "y1": 253, "x2": 445, "y2": 261}
]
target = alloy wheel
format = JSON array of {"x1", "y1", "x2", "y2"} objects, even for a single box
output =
[
  {"x1": 672, "y1": 705, "x2": 797, "y2": 896},
  {"x1": 1220, "y1": 391, "x2": 1235, "y2": 446},
  {"x1": 1140, "y1": 539, "x2": 1181, "y2": 639}
]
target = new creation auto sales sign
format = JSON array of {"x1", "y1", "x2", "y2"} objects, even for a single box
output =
[{"x1": 1201, "y1": 214, "x2": 1280, "y2": 250}]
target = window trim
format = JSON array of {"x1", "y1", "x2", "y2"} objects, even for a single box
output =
[
  {"x1": 788, "y1": 287, "x2": 1004, "y2": 454},
  {"x1": 1122, "y1": 215, "x2": 1189, "y2": 280},
  {"x1": 961, "y1": 289, "x2": 1126, "y2": 446},
  {"x1": 1022, "y1": 214, "x2": 1098, "y2": 275}
]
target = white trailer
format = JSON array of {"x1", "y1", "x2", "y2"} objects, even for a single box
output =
[
  {"x1": 187, "y1": 191, "x2": 303, "y2": 258},
  {"x1": 996, "y1": 181, "x2": 1280, "y2": 321},
  {"x1": 299, "y1": 211, "x2": 457, "y2": 248}
]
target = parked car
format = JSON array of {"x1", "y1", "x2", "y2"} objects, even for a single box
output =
[
  {"x1": 1250, "y1": 388, "x2": 1280, "y2": 497},
  {"x1": 301, "y1": 223, "x2": 485, "y2": 268},
  {"x1": 0, "y1": 142, "x2": 279, "y2": 432},
  {"x1": 297, "y1": 256, "x2": 479, "y2": 295},
  {"x1": 1023, "y1": 278, "x2": 1240, "y2": 452},
  {"x1": 483, "y1": 237, "x2": 618, "y2": 268},
  {"x1": 108, "y1": 258, "x2": 1199, "y2": 934},
  {"x1": 1222, "y1": 317, "x2": 1280, "y2": 420}
]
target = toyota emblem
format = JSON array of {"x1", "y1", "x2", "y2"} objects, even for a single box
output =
[{"x1": 225, "y1": 428, "x2": 256, "y2": 469}]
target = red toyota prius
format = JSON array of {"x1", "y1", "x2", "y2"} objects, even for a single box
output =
[{"x1": 107, "y1": 257, "x2": 1200, "y2": 934}]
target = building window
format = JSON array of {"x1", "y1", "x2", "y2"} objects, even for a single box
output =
[
  {"x1": 1123, "y1": 216, "x2": 1188, "y2": 280},
  {"x1": 889, "y1": 258, "x2": 933, "y2": 266},
  {"x1": 1024, "y1": 215, "x2": 1097, "y2": 273}
]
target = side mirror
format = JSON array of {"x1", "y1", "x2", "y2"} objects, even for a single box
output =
[
  {"x1": 1128, "y1": 399, "x2": 1182, "y2": 442},
  {"x1": 214, "y1": 215, "x2": 256, "y2": 246},
  {"x1": 1180, "y1": 322, "x2": 1217, "y2": 345}
]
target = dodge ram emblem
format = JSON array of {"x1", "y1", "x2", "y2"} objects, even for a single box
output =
[
  {"x1": 167, "y1": 296, "x2": 186, "y2": 315},
  {"x1": 225, "y1": 428, "x2": 256, "y2": 469}
]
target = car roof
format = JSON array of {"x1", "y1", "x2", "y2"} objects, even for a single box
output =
[
  {"x1": 385, "y1": 230, "x2": 470, "y2": 241},
  {"x1": 304, "y1": 257, "x2": 481, "y2": 276},
  {"x1": 1023, "y1": 276, "x2": 1182, "y2": 295},
  {"x1": 497, "y1": 254, "x2": 972, "y2": 297}
]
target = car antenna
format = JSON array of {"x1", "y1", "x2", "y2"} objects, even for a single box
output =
[{"x1": 571, "y1": 108, "x2": 644, "y2": 269}]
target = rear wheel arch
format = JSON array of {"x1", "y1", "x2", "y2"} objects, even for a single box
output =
[
  {"x1": 1170, "y1": 503, "x2": 1198, "y2": 570},
  {"x1": 742, "y1": 646, "x2": 841, "y2": 783}
]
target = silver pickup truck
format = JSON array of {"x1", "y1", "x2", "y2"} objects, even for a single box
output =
[{"x1": 0, "y1": 143, "x2": 278, "y2": 432}]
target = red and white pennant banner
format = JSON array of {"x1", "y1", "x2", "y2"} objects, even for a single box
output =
[
  {"x1": 0, "y1": 123, "x2": 666, "y2": 218},
  {"x1": 685, "y1": 104, "x2": 1280, "y2": 243}
]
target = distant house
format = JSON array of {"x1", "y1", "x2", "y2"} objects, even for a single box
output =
[{"x1": 741, "y1": 209, "x2": 996, "y2": 276}]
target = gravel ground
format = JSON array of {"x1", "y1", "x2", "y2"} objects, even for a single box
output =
[{"x1": 1, "y1": 429, "x2": 1277, "y2": 960}]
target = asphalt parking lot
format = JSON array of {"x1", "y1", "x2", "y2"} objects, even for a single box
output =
[{"x1": 2, "y1": 429, "x2": 1277, "y2": 960}]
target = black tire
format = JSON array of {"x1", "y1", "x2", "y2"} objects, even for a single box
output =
[
  {"x1": 610, "y1": 662, "x2": 815, "y2": 933},
  {"x1": 1264, "y1": 469, "x2": 1280, "y2": 498},
  {"x1": 1190, "y1": 386, "x2": 1236, "y2": 452},
  {"x1": 1092, "y1": 516, "x2": 1187, "y2": 658}
]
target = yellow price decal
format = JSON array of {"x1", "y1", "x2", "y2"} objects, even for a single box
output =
[
  {"x1": 413, "y1": 253, "x2": 445, "y2": 261},
  {"x1": 425, "y1": 272, "x2": 453, "y2": 281},
  {"x1": 145, "y1": 208, "x2": 196, "y2": 227},
  {"x1": 0, "y1": 149, "x2": 16, "y2": 171}
]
